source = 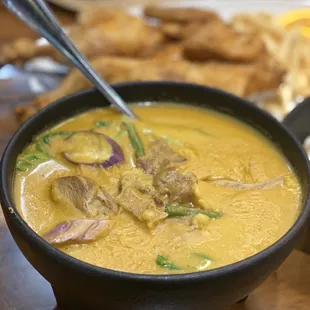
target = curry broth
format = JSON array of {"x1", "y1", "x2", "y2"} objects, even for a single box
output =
[{"x1": 14, "y1": 104, "x2": 301, "y2": 274}]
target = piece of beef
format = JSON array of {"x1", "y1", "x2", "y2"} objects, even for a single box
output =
[
  {"x1": 118, "y1": 187, "x2": 167, "y2": 228},
  {"x1": 96, "y1": 187, "x2": 118, "y2": 214},
  {"x1": 120, "y1": 167, "x2": 155, "y2": 195},
  {"x1": 154, "y1": 169, "x2": 198, "y2": 204},
  {"x1": 43, "y1": 219, "x2": 110, "y2": 245},
  {"x1": 51, "y1": 176, "x2": 118, "y2": 216},
  {"x1": 137, "y1": 139, "x2": 186, "y2": 175},
  {"x1": 117, "y1": 168, "x2": 167, "y2": 227}
]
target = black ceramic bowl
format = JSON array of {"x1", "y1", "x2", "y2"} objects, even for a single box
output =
[{"x1": 1, "y1": 82, "x2": 310, "y2": 310}]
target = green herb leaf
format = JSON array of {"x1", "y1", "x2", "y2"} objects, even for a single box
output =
[
  {"x1": 42, "y1": 131, "x2": 74, "y2": 144},
  {"x1": 16, "y1": 160, "x2": 33, "y2": 171},
  {"x1": 95, "y1": 120, "x2": 110, "y2": 128},
  {"x1": 156, "y1": 255, "x2": 180, "y2": 270},
  {"x1": 16, "y1": 151, "x2": 49, "y2": 172},
  {"x1": 23, "y1": 153, "x2": 48, "y2": 161}
]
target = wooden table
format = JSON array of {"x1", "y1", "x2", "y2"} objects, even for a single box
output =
[{"x1": 1, "y1": 3, "x2": 310, "y2": 310}]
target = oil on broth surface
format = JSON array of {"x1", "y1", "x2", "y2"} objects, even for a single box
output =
[{"x1": 14, "y1": 104, "x2": 301, "y2": 274}]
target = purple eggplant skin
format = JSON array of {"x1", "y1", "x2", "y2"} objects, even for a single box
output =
[
  {"x1": 43, "y1": 219, "x2": 110, "y2": 245},
  {"x1": 101, "y1": 134, "x2": 125, "y2": 169},
  {"x1": 63, "y1": 132, "x2": 125, "y2": 169}
]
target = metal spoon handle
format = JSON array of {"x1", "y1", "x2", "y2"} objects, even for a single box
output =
[{"x1": 3, "y1": 0, "x2": 137, "y2": 119}]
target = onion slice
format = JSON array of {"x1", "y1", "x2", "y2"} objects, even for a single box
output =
[{"x1": 63, "y1": 132, "x2": 124, "y2": 168}]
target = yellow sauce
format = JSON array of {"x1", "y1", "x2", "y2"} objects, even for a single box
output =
[{"x1": 14, "y1": 104, "x2": 301, "y2": 274}]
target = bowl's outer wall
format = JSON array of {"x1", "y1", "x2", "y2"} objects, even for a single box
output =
[
  {"x1": 1, "y1": 82, "x2": 310, "y2": 310},
  {"x1": 2, "y1": 212, "x2": 297, "y2": 310}
]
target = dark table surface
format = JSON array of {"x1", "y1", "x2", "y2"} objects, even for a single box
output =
[{"x1": 1, "y1": 3, "x2": 310, "y2": 310}]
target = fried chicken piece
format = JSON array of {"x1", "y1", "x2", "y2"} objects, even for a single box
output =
[
  {"x1": 30, "y1": 57, "x2": 139, "y2": 111},
  {"x1": 160, "y1": 23, "x2": 184, "y2": 40},
  {"x1": 184, "y1": 19, "x2": 265, "y2": 62},
  {"x1": 244, "y1": 56, "x2": 285, "y2": 96},
  {"x1": 161, "y1": 22, "x2": 208, "y2": 41},
  {"x1": 144, "y1": 5, "x2": 219, "y2": 23},
  {"x1": 15, "y1": 55, "x2": 285, "y2": 123},
  {"x1": 0, "y1": 38, "x2": 54, "y2": 65},
  {"x1": 152, "y1": 44, "x2": 184, "y2": 61},
  {"x1": 1, "y1": 7, "x2": 165, "y2": 65},
  {"x1": 77, "y1": 5, "x2": 131, "y2": 27}
]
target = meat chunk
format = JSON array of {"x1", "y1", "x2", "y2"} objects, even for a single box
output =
[
  {"x1": 144, "y1": 6, "x2": 219, "y2": 23},
  {"x1": 43, "y1": 219, "x2": 110, "y2": 245},
  {"x1": 120, "y1": 168, "x2": 155, "y2": 195},
  {"x1": 117, "y1": 168, "x2": 168, "y2": 227},
  {"x1": 136, "y1": 139, "x2": 197, "y2": 204},
  {"x1": 118, "y1": 188, "x2": 167, "y2": 228},
  {"x1": 137, "y1": 139, "x2": 186, "y2": 175},
  {"x1": 184, "y1": 19, "x2": 265, "y2": 62},
  {"x1": 154, "y1": 170, "x2": 198, "y2": 204},
  {"x1": 51, "y1": 176, "x2": 118, "y2": 216},
  {"x1": 96, "y1": 187, "x2": 119, "y2": 214}
]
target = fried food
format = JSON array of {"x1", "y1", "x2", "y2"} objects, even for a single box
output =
[
  {"x1": 152, "y1": 44, "x2": 184, "y2": 60},
  {"x1": 231, "y1": 12, "x2": 310, "y2": 118},
  {"x1": 1, "y1": 7, "x2": 165, "y2": 65},
  {"x1": 15, "y1": 55, "x2": 285, "y2": 123},
  {"x1": 3, "y1": 4, "x2": 307, "y2": 123},
  {"x1": 183, "y1": 19, "x2": 265, "y2": 62},
  {"x1": 161, "y1": 22, "x2": 208, "y2": 41},
  {"x1": 160, "y1": 23, "x2": 185, "y2": 40},
  {"x1": 244, "y1": 56, "x2": 285, "y2": 96},
  {"x1": 0, "y1": 38, "x2": 53, "y2": 65},
  {"x1": 144, "y1": 5, "x2": 219, "y2": 23}
]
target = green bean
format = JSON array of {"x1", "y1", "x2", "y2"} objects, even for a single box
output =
[
  {"x1": 35, "y1": 138, "x2": 49, "y2": 155},
  {"x1": 122, "y1": 122, "x2": 145, "y2": 157},
  {"x1": 95, "y1": 120, "x2": 110, "y2": 128},
  {"x1": 166, "y1": 205, "x2": 222, "y2": 219},
  {"x1": 156, "y1": 255, "x2": 180, "y2": 270}
]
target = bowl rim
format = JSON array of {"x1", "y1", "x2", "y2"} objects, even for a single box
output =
[{"x1": 1, "y1": 81, "x2": 310, "y2": 283}]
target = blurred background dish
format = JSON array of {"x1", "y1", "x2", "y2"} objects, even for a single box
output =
[{"x1": 3, "y1": 0, "x2": 310, "y2": 150}]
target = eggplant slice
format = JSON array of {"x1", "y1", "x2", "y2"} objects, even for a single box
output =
[
  {"x1": 43, "y1": 219, "x2": 110, "y2": 245},
  {"x1": 63, "y1": 132, "x2": 124, "y2": 168}
]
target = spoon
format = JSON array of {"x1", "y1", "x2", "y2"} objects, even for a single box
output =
[{"x1": 3, "y1": 0, "x2": 137, "y2": 119}]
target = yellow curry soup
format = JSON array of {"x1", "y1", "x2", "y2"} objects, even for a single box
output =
[{"x1": 14, "y1": 104, "x2": 301, "y2": 274}]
